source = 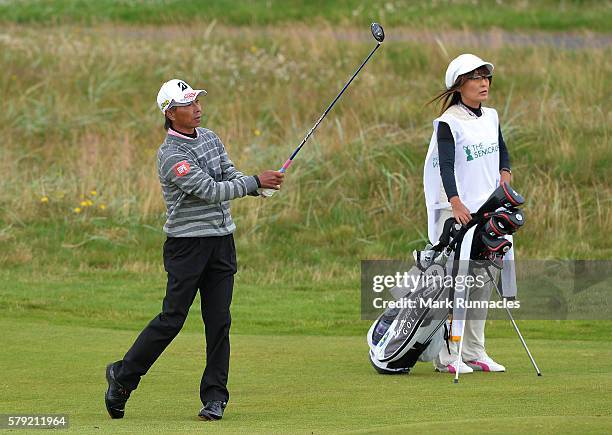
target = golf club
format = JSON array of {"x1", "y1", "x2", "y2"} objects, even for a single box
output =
[{"x1": 260, "y1": 22, "x2": 385, "y2": 197}]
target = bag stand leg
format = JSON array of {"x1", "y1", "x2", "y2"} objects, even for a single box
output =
[
  {"x1": 453, "y1": 286, "x2": 469, "y2": 384},
  {"x1": 485, "y1": 267, "x2": 542, "y2": 376}
]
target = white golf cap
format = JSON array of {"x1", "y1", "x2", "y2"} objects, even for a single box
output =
[
  {"x1": 157, "y1": 79, "x2": 207, "y2": 113},
  {"x1": 445, "y1": 54, "x2": 494, "y2": 89}
]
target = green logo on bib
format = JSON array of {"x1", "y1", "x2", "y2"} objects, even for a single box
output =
[
  {"x1": 463, "y1": 146, "x2": 474, "y2": 161},
  {"x1": 464, "y1": 142, "x2": 499, "y2": 162}
]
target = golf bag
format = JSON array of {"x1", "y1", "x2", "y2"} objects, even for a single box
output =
[
  {"x1": 367, "y1": 260, "x2": 451, "y2": 374},
  {"x1": 367, "y1": 182, "x2": 525, "y2": 374}
]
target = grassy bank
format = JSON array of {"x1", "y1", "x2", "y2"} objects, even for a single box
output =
[
  {"x1": 1, "y1": 24, "x2": 610, "y2": 278},
  {"x1": 1, "y1": 0, "x2": 611, "y2": 32}
]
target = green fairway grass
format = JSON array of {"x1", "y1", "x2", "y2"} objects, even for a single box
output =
[{"x1": 2, "y1": 318, "x2": 611, "y2": 433}]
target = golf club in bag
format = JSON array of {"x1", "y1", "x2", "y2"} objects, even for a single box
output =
[
  {"x1": 367, "y1": 182, "x2": 541, "y2": 379},
  {"x1": 260, "y1": 23, "x2": 385, "y2": 197}
]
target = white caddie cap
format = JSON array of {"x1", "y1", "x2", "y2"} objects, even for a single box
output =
[
  {"x1": 157, "y1": 79, "x2": 207, "y2": 113},
  {"x1": 445, "y1": 54, "x2": 494, "y2": 89}
]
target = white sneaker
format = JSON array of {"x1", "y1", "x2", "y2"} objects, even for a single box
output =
[
  {"x1": 434, "y1": 359, "x2": 474, "y2": 374},
  {"x1": 465, "y1": 354, "x2": 506, "y2": 372}
]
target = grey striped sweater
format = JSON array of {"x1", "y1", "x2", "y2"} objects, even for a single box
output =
[{"x1": 157, "y1": 127, "x2": 259, "y2": 237}]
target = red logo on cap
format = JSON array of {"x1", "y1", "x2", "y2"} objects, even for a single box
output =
[
  {"x1": 173, "y1": 160, "x2": 191, "y2": 177},
  {"x1": 183, "y1": 91, "x2": 197, "y2": 100}
]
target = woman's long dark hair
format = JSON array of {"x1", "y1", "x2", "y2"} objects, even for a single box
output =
[{"x1": 428, "y1": 66, "x2": 492, "y2": 116}]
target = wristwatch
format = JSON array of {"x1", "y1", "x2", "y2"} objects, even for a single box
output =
[{"x1": 501, "y1": 168, "x2": 512, "y2": 175}]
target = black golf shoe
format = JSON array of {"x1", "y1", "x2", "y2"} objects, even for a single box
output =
[
  {"x1": 198, "y1": 400, "x2": 227, "y2": 421},
  {"x1": 105, "y1": 362, "x2": 131, "y2": 419}
]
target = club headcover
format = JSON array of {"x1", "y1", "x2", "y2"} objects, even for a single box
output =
[
  {"x1": 480, "y1": 233, "x2": 513, "y2": 254},
  {"x1": 483, "y1": 216, "x2": 509, "y2": 237},
  {"x1": 477, "y1": 182, "x2": 524, "y2": 215},
  {"x1": 483, "y1": 209, "x2": 526, "y2": 236}
]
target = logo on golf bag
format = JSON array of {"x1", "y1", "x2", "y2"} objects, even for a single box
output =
[{"x1": 173, "y1": 160, "x2": 191, "y2": 177}]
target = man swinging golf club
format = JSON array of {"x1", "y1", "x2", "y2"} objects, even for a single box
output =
[{"x1": 104, "y1": 79, "x2": 284, "y2": 421}]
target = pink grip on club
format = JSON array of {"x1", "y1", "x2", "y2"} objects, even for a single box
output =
[{"x1": 280, "y1": 159, "x2": 293, "y2": 173}]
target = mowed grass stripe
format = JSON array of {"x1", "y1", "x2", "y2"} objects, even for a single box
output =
[
  {"x1": 1, "y1": 320, "x2": 611, "y2": 433},
  {"x1": 2, "y1": 269, "x2": 611, "y2": 340},
  {"x1": 351, "y1": 416, "x2": 612, "y2": 434}
]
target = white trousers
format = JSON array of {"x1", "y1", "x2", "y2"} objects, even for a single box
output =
[{"x1": 434, "y1": 209, "x2": 499, "y2": 365}]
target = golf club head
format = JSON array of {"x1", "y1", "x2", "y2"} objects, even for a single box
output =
[{"x1": 371, "y1": 22, "x2": 385, "y2": 43}]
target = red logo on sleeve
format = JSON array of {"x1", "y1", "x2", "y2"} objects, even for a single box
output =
[{"x1": 173, "y1": 160, "x2": 191, "y2": 177}]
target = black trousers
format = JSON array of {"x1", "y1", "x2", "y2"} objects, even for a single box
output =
[{"x1": 115, "y1": 234, "x2": 236, "y2": 403}]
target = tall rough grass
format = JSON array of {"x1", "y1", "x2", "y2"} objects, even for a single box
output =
[
  {"x1": 1, "y1": 0, "x2": 611, "y2": 32},
  {"x1": 0, "y1": 23, "x2": 610, "y2": 283}
]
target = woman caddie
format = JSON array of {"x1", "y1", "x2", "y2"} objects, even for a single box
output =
[{"x1": 423, "y1": 54, "x2": 514, "y2": 374}]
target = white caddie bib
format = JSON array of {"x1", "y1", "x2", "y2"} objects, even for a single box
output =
[{"x1": 423, "y1": 104, "x2": 500, "y2": 243}]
